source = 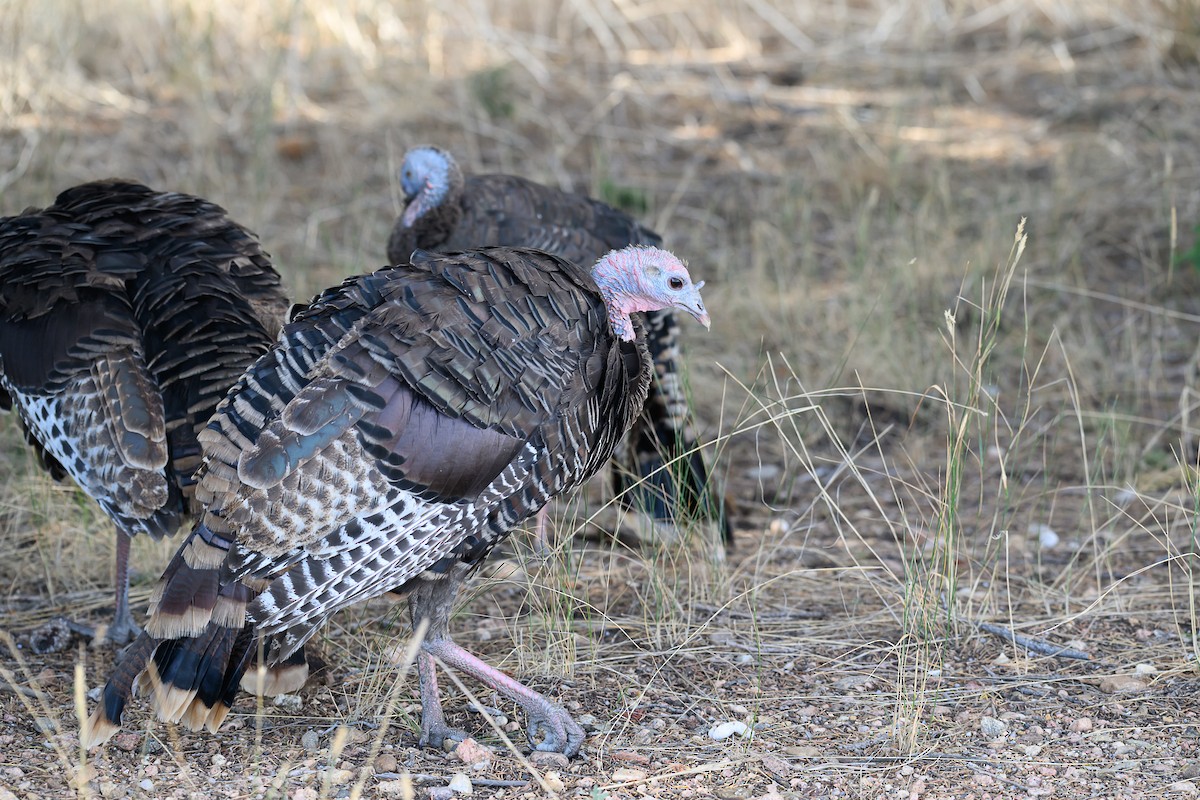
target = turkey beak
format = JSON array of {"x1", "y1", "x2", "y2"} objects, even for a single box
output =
[{"x1": 680, "y1": 281, "x2": 710, "y2": 330}]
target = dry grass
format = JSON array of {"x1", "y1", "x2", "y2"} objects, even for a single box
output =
[{"x1": 2, "y1": 0, "x2": 1200, "y2": 797}]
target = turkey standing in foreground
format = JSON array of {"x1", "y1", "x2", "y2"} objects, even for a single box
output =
[
  {"x1": 387, "y1": 146, "x2": 730, "y2": 545},
  {"x1": 85, "y1": 244, "x2": 711, "y2": 756},
  {"x1": 0, "y1": 179, "x2": 290, "y2": 645}
]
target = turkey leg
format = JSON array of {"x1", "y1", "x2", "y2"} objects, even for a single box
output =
[{"x1": 409, "y1": 571, "x2": 585, "y2": 756}]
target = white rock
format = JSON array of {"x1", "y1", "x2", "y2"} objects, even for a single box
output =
[
  {"x1": 1028, "y1": 523, "x2": 1059, "y2": 549},
  {"x1": 448, "y1": 773, "x2": 473, "y2": 794},
  {"x1": 747, "y1": 464, "x2": 782, "y2": 481},
  {"x1": 709, "y1": 720, "x2": 751, "y2": 740}
]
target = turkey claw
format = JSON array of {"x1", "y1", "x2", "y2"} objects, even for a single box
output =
[
  {"x1": 418, "y1": 721, "x2": 470, "y2": 751},
  {"x1": 527, "y1": 709, "x2": 585, "y2": 756}
]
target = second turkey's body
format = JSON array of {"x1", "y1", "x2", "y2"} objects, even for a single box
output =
[
  {"x1": 388, "y1": 172, "x2": 662, "y2": 270},
  {"x1": 0, "y1": 179, "x2": 289, "y2": 642}
]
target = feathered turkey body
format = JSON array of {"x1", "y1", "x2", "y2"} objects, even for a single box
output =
[
  {"x1": 85, "y1": 245, "x2": 710, "y2": 757},
  {"x1": 0, "y1": 179, "x2": 289, "y2": 644},
  {"x1": 387, "y1": 146, "x2": 729, "y2": 543}
]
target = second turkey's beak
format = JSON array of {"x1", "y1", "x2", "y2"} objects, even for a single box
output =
[{"x1": 678, "y1": 280, "x2": 710, "y2": 330}]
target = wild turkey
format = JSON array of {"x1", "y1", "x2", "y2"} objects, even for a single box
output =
[
  {"x1": 85, "y1": 244, "x2": 710, "y2": 756},
  {"x1": 387, "y1": 146, "x2": 729, "y2": 545},
  {"x1": 0, "y1": 179, "x2": 290, "y2": 645}
]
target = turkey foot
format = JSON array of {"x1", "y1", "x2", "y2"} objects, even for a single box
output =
[
  {"x1": 61, "y1": 607, "x2": 142, "y2": 647},
  {"x1": 421, "y1": 637, "x2": 585, "y2": 756},
  {"x1": 61, "y1": 532, "x2": 141, "y2": 646}
]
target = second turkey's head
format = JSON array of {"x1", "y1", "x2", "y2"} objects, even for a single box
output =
[
  {"x1": 399, "y1": 146, "x2": 463, "y2": 227},
  {"x1": 592, "y1": 246, "x2": 711, "y2": 342}
]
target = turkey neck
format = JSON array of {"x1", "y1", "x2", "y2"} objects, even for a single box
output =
[{"x1": 387, "y1": 181, "x2": 465, "y2": 265}]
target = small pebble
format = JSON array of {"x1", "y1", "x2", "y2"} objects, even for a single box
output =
[
  {"x1": 748, "y1": 464, "x2": 782, "y2": 481},
  {"x1": 612, "y1": 767, "x2": 648, "y2": 782},
  {"x1": 761, "y1": 754, "x2": 791, "y2": 779},
  {"x1": 529, "y1": 751, "x2": 571, "y2": 770},
  {"x1": 452, "y1": 737, "x2": 492, "y2": 770},
  {"x1": 1099, "y1": 675, "x2": 1148, "y2": 694},
  {"x1": 1071, "y1": 718, "x2": 1093, "y2": 732},
  {"x1": 375, "y1": 753, "x2": 398, "y2": 773},
  {"x1": 301, "y1": 730, "x2": 321, "y2": 751},
  {"x1": 783, "y1": 745, "x2": 821, "y2": 758},
  {"x1": 138, "y1": 779, "x2": 154, "y2": 791},
  {"x1": 427, "y1": 788, "x2": 454, "y2": 800},
  {"x1": 1169, "y1": 782, "x2": 1199, "y2": 795},
  {"x1": 980, "y1": 717, "x2": 1006, "y2": 738},
  {"x1": 376, "y1": 779, "x2": 410, "y2": 796},
  {"x1": 1028, "y1": 523, "x2": 1059, "y2": 549},
  {"x1": 576, "y1": 714, "x2": 600, "y2": 732},
  {"x1": 113, "y1": 733, "x2": 141, "y2": 752},
  {"x1": 542, "y1": 771, "x2": 566, "y2": 793},
  {"x1": 273, "y1": 693, "x2": 303, "y2": 712},
  {"x1": 327, "y1": 769, "x2": 354, "y2": 785},
  {"x1": 33, "y1": 718, "x2": 55, "y2": 735},
  {"x1": 448, "y1": 773, "x2": 472, "y2": 794},
  {"x1": 610, "y1": 751, "x2": 651, "y2": 765},
  {"x1": 631, "y1": 727, "x2": 655, "y2": 745},
  {"x1": 709, "y1": 720, "x2": 751, "y2": 740}
]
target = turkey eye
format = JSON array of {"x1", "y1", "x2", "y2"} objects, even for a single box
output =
[{"x1": 668, "y1": 276, "x2": 684, "y2": 290}]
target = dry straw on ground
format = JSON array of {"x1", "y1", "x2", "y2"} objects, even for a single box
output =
[{"x1": 2, "y1": 1, "x2": 1200, "y2": 797}]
